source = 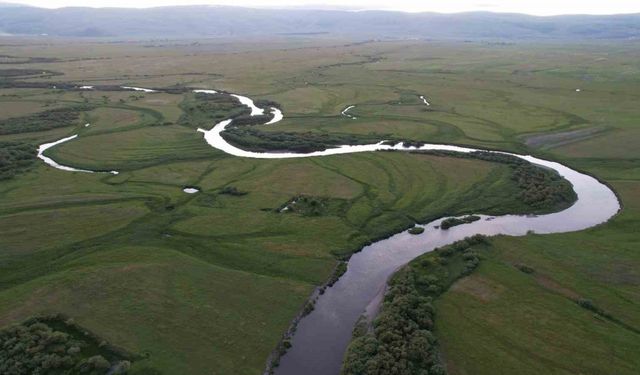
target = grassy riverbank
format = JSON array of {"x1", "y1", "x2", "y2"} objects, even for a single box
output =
[{"x1": 434, "y1": 179, "x2": 640, "y2": 375}]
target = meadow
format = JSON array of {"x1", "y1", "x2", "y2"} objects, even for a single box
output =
[{"x1": 0, "y1": 37, "x2": 638, "y2": 374}]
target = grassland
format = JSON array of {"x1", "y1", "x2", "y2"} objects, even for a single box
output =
[
  {"x1": 0, "y1": 37, "x2": 638, "y2": 374},
  {"x1": 434, "y1": 179, "x2": 640, "y2": 375}
]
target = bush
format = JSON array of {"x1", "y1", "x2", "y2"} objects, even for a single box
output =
[
  {"x1": 302, "y1": 301, "x2": 316, "y2": 316},
  {"x1": 515, "y1": 264, "x2": 535, "y2": 274},
  {"x1": 278, "y1": 195, "x2": 345, "y2": 217},
  {"x1": 327, "y1": 261, "x2": 348, "y2": 287},
  {"x1": 219, "y1": 186, "x2": 248, "y2": 196},
  {"x1": 440, "y1": 215, "x2": 481, "y2": 230},
  {"x1": 408, "y1": 227, "x2": 425, "y2": 235}
]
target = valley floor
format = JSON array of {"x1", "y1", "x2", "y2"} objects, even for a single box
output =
[{"x1": 0, "y1": 37, "x2": 638, "y2": 374}]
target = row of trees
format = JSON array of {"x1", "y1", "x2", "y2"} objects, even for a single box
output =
[
  {"x1": 341, "y1": 235, "x2": 488, "y2": 375},
  {"x1": 0, "y1": 105, "x2": 91, "y2": 135},
  {"x1": 223, "y1": 127, "x2": 380, "y2": 153}
]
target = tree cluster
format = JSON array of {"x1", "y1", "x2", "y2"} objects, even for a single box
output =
[
  {"x1": 0, "y1": 141, "x2": 36, "y2": 180},
  {"x1": 0, "y1": 319, "x2": 122, "y2": 375},
  {"x1": 178, "y1": 93, "x2": 247, "y2": 129},
  {"x1": 510, "y1": 163, "x2": 575, "y2": 209}
]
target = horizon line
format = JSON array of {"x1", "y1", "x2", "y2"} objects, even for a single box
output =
[{"x1": 3, "y1": 2, "x2": 640, "y2": 17}]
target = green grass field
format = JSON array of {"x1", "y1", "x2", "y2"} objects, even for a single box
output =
[{"x1": 0, "y1": 37, "x2": 639, "y2": 374}]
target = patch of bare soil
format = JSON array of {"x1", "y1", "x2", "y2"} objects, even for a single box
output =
[{"x1": 450, "y1": 274, "x2": 505, "y2": 302}]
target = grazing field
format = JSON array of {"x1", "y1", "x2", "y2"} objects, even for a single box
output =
[
  {"x1": 0, "y1": 37, "x2": 639, "y2": 374},
  {"x1": 434, "y1": 180, "x2": 640, "y2": 375}
]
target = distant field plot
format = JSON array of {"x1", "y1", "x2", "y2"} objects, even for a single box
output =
[
  {"x1": 46, "y1": 125, "x2": 214, "y2": 171},
  {"x1": 83, "y1": 107, "x2": 146, "y2": 133},
  {"x1": 0, "y1": 202, "x2": 148, "y2": 257},
  {"x1": 0, "y1": 100, "x2": 65, "y2": 120},
  {"x1": 555, "y1": 128, "x2": 640, "y2": 159}
]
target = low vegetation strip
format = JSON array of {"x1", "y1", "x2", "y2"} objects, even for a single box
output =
[
  {"x1": 222, "y1": 127, "x2": 384, "y2": 153},
  {"x1": 0, "y1": 69, "x2": 61, "y2": 78},
  {"x1": 440, "y1": 215, "x2": 481, "y2": 230},
  {"x1": 341, "y1": 235, "x2": 489, "y2": 375},
  {"x1": 0, "y1": 106, "x2": 92, "y2": 135}
]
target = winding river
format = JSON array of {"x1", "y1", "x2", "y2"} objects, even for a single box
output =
[{"x1": 37, "y1": 87, "x2": 620, "y2": 375}]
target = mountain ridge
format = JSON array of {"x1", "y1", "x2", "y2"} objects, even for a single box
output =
[{"x1": 0, "y1": 5, "x2": 638, "y2": 39}]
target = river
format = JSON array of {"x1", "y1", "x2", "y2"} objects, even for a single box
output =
[{"x1": 36, "y1": 87, "x2": 620, "y2": 375}]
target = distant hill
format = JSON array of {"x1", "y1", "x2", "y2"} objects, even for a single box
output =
[{"x1": 0, "y1": 4, "x2": 638, "y2": 40}]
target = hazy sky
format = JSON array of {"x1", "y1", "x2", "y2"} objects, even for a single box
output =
[{"x1": 8, "y1": 0, "x2": 640, "y2": 16}]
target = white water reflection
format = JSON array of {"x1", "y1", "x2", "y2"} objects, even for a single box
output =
[
  {"x1": 341, "y1": 105, "x2": 357, "y2": 119},
  {"x1": 194, "y1": 89, "x2": 218, "y2": 95},
  {"x1": 37, "y1": 135, "x2": 119, "y2": 175},
  {"x1": 37, "y1": 135, "x2": 94, "y2": 173},
  {"x1": 266, "y1": 107, "x2": 284, "y2": 124},
  {"x1": 231, "y1": 94, "x2": 265, "y2": 116},
  {"x1": 121, "y1": 86, "x2": 157, "y2": 93}
]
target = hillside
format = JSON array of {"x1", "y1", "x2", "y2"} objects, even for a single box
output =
[{"x1": 0, "y1": 4, "x2": 639, "y2": 39}]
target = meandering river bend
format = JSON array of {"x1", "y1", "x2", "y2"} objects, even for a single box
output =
[{"x1": 38, "y1": 87, "x2": 620, "y2": 375}]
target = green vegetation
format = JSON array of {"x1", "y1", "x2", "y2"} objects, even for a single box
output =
[
  {"x1": 178, "y1": 92, "x2": 247, "y2": 129},
  {"x1": 0, "y1": 106, "x2": 90, "y2": 135},
  {"x1": 408, "y1": 226, "x2": 425, "y2": 235},
  {"x1": 219, "y1": 185, "x2": 248, "y2": 196},
  {"x1": 327, "y1": 262, "x2": 348, "y2": 287},
  {"x1": 342, "y1": 235, "x2": 489, "y2": 375},
  {"x1": 0, "y1": 38, "x2": 638, "y2": 375},
  {"x1": 0, "y1": 315, "x2": 134, "y2": 375},
  {"x1": 278, "y1": 195, "x2": 345, "y2": 217},
  {"x1": 0, "y1": 141, "x2": 36, "y2": 180},
  {"x1": 0, "y1": 69, "x2": 59, "y2": 78},
  {"x1": 440, "y1": 215, "x2": 481, "y2": 230},
  {"x1": 421, "y1": 151, "x2": 577, "y2": 214},
  {"x1": 223, "y1": 127, "x2": 383, "y2": 153}
]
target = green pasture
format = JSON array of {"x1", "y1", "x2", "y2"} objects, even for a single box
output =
[{"x1": 0, "y1": 38, "x2": 638, "y2": 374}]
